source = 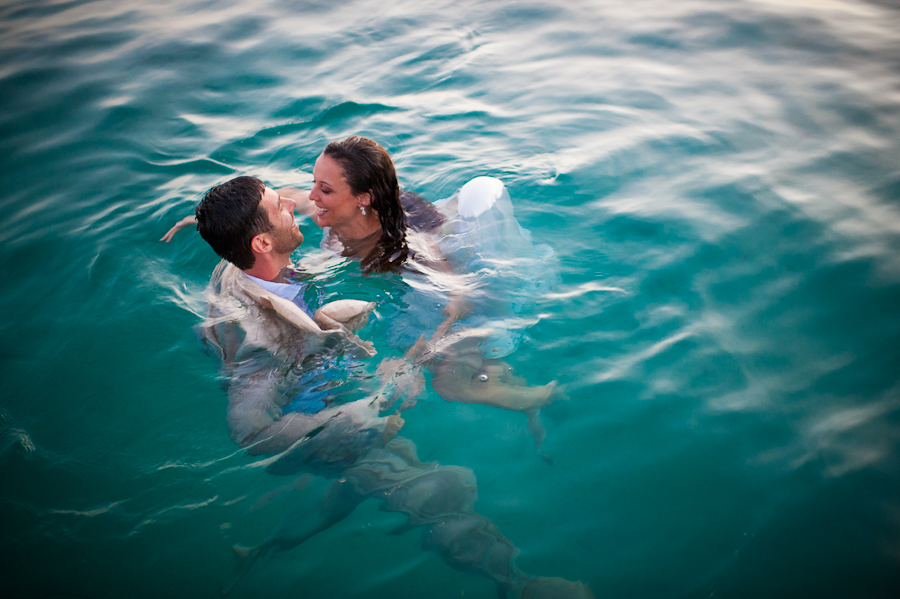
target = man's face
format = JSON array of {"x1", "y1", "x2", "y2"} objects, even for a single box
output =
[{"x1": 259, "y1": 186, "x2": 303, "y2": 255}]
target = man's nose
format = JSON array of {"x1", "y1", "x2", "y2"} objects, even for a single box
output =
[{"x1": 282, "y1": 197, "x2": 297, "y2": 211}]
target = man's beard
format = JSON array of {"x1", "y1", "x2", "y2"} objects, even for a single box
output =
[{"x1": 272, "y1": 226, "x2": 303, "y2": 255}]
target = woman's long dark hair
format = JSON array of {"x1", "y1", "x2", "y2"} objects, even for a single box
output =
[{"x1": 323, "y1": 136, "x2": 408, "y2": 273}]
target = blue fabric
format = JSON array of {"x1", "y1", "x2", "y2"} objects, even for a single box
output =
[{"x1": 281, "y1": 354, "x2": 356, "y2": 415}]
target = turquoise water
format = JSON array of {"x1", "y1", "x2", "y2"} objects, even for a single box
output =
[{"x1": 2, "y1": 0, "x2": 900, "y2": 597}]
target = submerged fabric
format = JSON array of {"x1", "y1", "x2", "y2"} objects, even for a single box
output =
[
  {"x1": 433, "y1": 177, "x2": 559, "y2": 357},
  {"x1": 199, "y1": 260, "x2": 376, "y2": 445}
]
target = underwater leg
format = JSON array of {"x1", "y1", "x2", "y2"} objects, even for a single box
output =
[{"x1": 222, "y1": 478, "x2": 365, "y2": 594}]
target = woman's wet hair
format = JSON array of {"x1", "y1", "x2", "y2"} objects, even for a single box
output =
[
  {"x1": 196, "y1": 176, "x2": 270, "y2": 270},
  {"x1": 323, "y1": 136, "x2": 408, "y2": 273}
]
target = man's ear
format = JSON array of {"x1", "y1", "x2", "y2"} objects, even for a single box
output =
[{"x1": 250, "y1": 233, "x2": 272, "y2": 255}]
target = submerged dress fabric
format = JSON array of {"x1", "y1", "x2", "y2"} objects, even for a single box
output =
[{"x1": 378, "y1": 177, "x2": 558, "y2": 355}]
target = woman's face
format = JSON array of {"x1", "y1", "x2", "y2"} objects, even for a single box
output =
[{"x1": 309, "y1": 154, "x2": 368, "y2": 230}]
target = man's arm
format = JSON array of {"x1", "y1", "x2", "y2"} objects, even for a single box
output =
[
  {"x1": 225, "y1": 369, "x2": 319, "y2": 455},
  {"x1": 225, "y1": 367, "x2": 400, "y2": 457}
]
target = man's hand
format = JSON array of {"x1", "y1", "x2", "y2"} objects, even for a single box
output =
[{"x1": 160, "y1": 215, "x2": 197, "y2": 242}]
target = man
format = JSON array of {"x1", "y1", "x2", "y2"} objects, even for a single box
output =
[
  {"x1": 192, "y1": 176, "x2": 593, "y2": 599},
  {"x1": 196, "y1": 175, "x2": 383, "y2": 455}
]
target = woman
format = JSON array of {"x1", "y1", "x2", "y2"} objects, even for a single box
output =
[{"x1": 302, "y1": 135, "x2": 443, "y2": 273}]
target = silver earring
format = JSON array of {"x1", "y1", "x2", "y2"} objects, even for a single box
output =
[{"x1": 360, "y1": 206, "x2": 367, "y2": 216}]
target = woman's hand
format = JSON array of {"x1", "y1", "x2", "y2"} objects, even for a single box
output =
[
  {"x1": 432, "y1": 294, "x2": 470, "y2": 341},
  {"x1": 160, "y1": 215, "x2": 198, "y2": 242},
  {"x1": 276, "y1": 187, "x2": 317, "y2": 218},
  {"x1": 443, "y1": 293, "x2": 471, "y2": 322}
]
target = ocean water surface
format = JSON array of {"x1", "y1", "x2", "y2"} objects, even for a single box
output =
[{"x1": 2, "y1": 0, "x2": 900, "y2": 597}]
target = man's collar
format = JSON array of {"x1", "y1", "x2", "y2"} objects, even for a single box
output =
[{"x1": 243, "y1": 270, "x2": 303, "y2": 302}]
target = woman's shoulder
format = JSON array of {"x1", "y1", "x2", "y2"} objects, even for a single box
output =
[{"x1": 401, "y1": 190, "x2": 445, "y2": 234}]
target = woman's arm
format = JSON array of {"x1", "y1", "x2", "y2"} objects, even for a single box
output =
[
  {"x1": 160, "y1": 187, "x2": 316, "y2": 243},
  {"x1": 411, "y1": 236, "x2": 471, "y2": 344},
  {"x1": 434, "y1": 280, "x2": 470, "y2": 341},
  {"x1": 160, "y1": 215, "x2": 197, "y2": 242},
  {"x1": 276, "y1": 187, "x2": 317, "y2": 219}
]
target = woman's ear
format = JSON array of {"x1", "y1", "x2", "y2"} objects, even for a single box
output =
[
  {"x1": 358, "y1": 190, "x2": 373, "y2": 208},
  {"x1": 250, "y1": 233, "x2": 272, "y2": 255}
]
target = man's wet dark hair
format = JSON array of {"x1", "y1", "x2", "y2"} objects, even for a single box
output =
[{"x1": 196, "y1": 176, "x2": 270, "y2": 270}]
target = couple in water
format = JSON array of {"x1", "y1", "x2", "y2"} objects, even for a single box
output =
[{"x1": 166, "y1": 136, "x2": 590, "y2": 598}]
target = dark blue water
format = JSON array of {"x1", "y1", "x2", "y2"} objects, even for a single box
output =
[{"x1": 2, "y1": 0, "x2": 899, "y2": 597}]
